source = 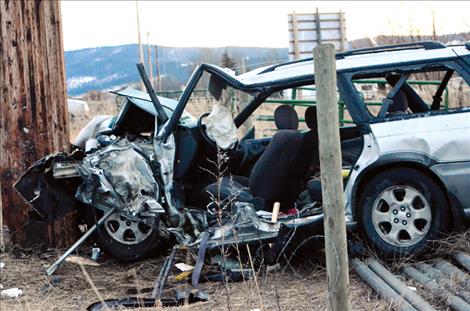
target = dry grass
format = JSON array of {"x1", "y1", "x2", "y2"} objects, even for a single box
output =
[
  {"x1": 0, "y1": 244, "x2": 392, "y2": 311},
  {"x1": 1, "y1": 230, "x2": 469, "y2": 310},
  {"x1": 69, "y1": 100, "x2": 118, "y2": 142}
]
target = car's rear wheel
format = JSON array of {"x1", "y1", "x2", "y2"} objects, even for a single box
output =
[
  {"x1": 358, "y1": 167, "x2": 450, "y2": 257},
  {"x1": 88, "y1": 207, "x2": 163, "y2": 261}
]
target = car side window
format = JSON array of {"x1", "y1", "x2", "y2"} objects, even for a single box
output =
[
  {"x1": 406, "y1": 71, "x2": 470, "y2": 111},
  {"x1": 352, "y1": 67, "x2": 470, "y2": 119},
  {"x1": 249, "y1": 85, "x2": 348, "y2": 138}
]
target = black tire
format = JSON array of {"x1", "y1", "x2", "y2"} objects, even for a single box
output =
[
  {"x1": 358, "y1": 167, "x2": 450, "y2": 257},
  {"x1": 87, "y1": 207, "x2": 163, "y2": 262}
]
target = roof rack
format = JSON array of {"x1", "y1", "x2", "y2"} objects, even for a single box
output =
[
  {"x1": 336, "y1": 41, "x2": 446, "y2": 59},
  {"x1": 258, "y1": 57, "x2": 313, "y2": 75},
  {"x1": 258, "y1": 41, "x2": 447, "y2": 75}
]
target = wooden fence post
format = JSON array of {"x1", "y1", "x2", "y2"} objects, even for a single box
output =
[
  {"x1": 0, "y1": 0, "x2": 77, "y2": 247},
  {"x1": 313, "y1": 44, "x2": 350, "y2": 311}
]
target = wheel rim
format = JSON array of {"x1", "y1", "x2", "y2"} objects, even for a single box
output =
[
  {"x1": 104, "y1": 212, "x2": 154, "y2": 245},
  {"x1": 371, "y1": 185, "x2": 432, "y2": 248}
]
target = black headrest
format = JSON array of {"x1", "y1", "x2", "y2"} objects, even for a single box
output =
[
  {"x1": 305, "y1": 106, "x2": 317, "y2": 129},
  {"x1": 274, "y1": 105, "x2": 299, "y2": 130},
  {"x1": 388, "y1": 91, "x2": 409, "y2": 113}
]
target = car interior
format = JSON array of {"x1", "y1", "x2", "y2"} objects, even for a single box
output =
[
  {"x1": 172, "y1": 76, "x2": 365, "y2": 213},
  {"x1": 111, "y1": 72, "x2": 366, "y2": 214}
]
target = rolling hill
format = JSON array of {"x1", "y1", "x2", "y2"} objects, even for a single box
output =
[{"x1": 65, "y1": 45, "x2": 288, "y2": 96}]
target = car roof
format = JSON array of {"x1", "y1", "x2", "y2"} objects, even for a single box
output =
[{"x1": 233, "y1": 44, "x2": 470, "y2": 86}]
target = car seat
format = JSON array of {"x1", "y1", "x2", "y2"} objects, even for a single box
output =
[
  {"x1": 387, "y1": 90, "x2": 409, "y2": 115},
  {"x1": 200, "y1": 105, "x2": 303, "y2": 211}
]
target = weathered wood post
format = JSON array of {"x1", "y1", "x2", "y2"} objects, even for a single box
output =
[
  {"x1": 1, "y1": 0, "x2": 76, "y2": 247},
  {"x1": 313, "y1": 44, "x2": 350, "y2": 311}
]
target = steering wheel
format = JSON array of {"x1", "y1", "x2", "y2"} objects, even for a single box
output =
[{"x1": 197, "y1": 112, "x2": 238, "y2": 150}]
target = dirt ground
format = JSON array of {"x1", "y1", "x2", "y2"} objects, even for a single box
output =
[
  {"x1": 0, "y1": 247, "x2": 390, "y2": 311},
  {"x1": 2, "y1": 230, "x2": 470, "y2": 311}
]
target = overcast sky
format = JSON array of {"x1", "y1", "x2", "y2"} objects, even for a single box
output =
[{"x1": 61, "y1": 1, "x2": 470, "y2": 51}]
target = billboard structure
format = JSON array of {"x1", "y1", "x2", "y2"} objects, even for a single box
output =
[{"x1": 288, "y1": 9, "x2": 347, "y2": 60}]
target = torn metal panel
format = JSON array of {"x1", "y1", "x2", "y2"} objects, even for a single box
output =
[
  {"x1": 75, "y1": 138, "x2": 163, "y2": 216},
  {"x1": 187, "y1": 202, "x2": 324, "y2": 249},
  {"x1": 14, "y1": 152, "x2": 84, "y2": 223},
  {"x1": 154, "y1": 121, "x2": 182, "y2": 223}
]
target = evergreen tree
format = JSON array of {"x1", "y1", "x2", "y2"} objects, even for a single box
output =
[{"x1": 221, "y1": 48, "x2": 237, "y2": 69}]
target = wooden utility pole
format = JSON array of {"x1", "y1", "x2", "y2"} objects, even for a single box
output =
[
  {"x1": 292, "y1": 11, "x2": 300, "y2": 60},
  {"x1": 313, "y1": 44, "x2": 350, "y2": 311},
  {"x1": 1, "y1": 0, "x2": 76, "y2": 247},
  {"x1": 146, "y1": 32, "x2": 154, "y2": 88},
  {"x1": 154, "y1": 45, "x2": 161, "y2": 91},
  {"x1": 315, "y1": 7, "x2": 322, "y2": 45},
  {"x1": 135, "y1": 0, "x2": 144, "y2": 90},
  {"x1": 432, "y1": 10, "x2": 437, "y2": 41},
  {"x1": 339, "y1": 10, "x2": 347, "y2": 51}
]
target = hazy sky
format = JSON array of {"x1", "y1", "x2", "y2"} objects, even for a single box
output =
[{"x1": 61, "y1": 1, "x2": 470, "y2": 51}]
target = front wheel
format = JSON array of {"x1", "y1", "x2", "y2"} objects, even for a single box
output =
[
  {"x1": 358, "y1": 168, "x2": 450, "y2": 257},
  {"x1": 88, "y1": 207, "x2": 163, "y2": 261}
]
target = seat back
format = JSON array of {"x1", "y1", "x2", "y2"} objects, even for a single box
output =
[
  {"x1": 249, "y1": 105, "x2": 302, "y2": 207},
  {"x1": 387, "y1": 90, "x2": 409, "y2": 115},
  {"x1": 249, "y1": 130, "x2": 303, "y2": 206},
  {"x1": 289, "y1": 106, "x2": 320, "y2": 179}
]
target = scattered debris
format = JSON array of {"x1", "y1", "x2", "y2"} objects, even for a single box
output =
[
  {"x1": 1, "y1": 288, "x2": 23, "y2": 299},
  {"x1": 91, "y1": 247, "x2": 101, "y2": 262},
  {"x1": 45, "y1": 207, "x2": 115, "y2": 276},
  {"x1": 86, "y1": 293, "x2": 205, "y2": 311},
  {"x1": 366, "y1": 258, "x2": 436, "y2": 311},
  {"x1": 65, "y1": 255, "x2": 100, "y2": 267},
  {"x1": 356, "y1": 253, "x2": 470, "y2": 311},
  {"x1": 453, "y1": 252, "x2": 470, "y2": 273},
  {"x1": 352, "y1": 258, "x2": 416, "y2": 311},
  {"x1": 402, "y1": 266, "x2": 470, "y2": 311},
  {"x1": 175, "y1": 262, "x2": 194, "y2": 272}
]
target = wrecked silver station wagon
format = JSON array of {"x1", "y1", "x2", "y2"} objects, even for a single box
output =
[{"x1": 15, "y1": 41, "x2": 470, "y2": 268}]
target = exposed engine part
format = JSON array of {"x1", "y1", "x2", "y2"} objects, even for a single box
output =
[{"x1": 75, "y1": 138, "x2": 163, "y2": 217}]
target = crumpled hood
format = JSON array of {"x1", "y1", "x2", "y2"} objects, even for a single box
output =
[{"x1": 75, "y1": 138, "x2": 164, "y2": 216}]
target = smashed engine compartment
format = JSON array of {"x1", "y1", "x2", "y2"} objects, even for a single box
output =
[
  {"x1": 75, "y1": 138, "x2": 164, "y2": 218},
  {"x1": 14, "y1": 128, "x2": 325, "y2": 263}
]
